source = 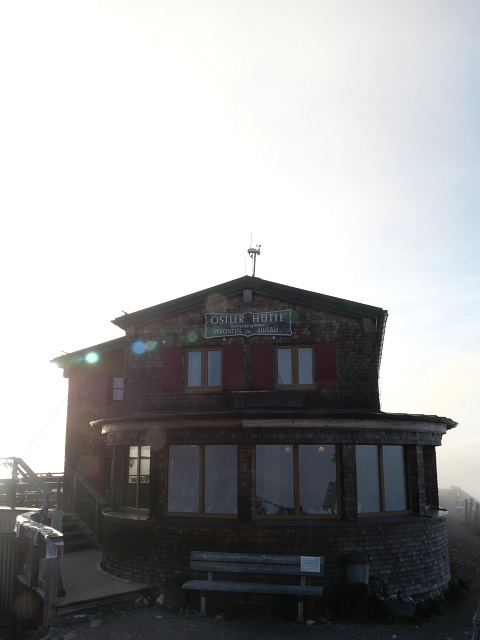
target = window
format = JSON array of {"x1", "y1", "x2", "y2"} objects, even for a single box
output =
[
  {"x1": 255, "y1": 444, "x2": 338, "y2": 516},
  {"x1": 276, "y1": 347, "x2": 314, "y2": 387},
  {"x1": 112, "y1": 376, "x2": 124, "y2": 401},
  {"x1": 123, "y1": 446, "x2": 150, "y2": 510},
  {"x1": 356, "y1": 445, "x2": 409, "y2": 514},
  {"x1": 186, "y1": 349, "x2": 222, "y2": 389},
  {"x1": 167, "y1": 445, "x2": 237, "y2": 514}
]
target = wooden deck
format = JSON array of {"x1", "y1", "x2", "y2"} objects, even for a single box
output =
[{"x1": 20, "y1": 548, "x2": 153, "y2": 616}]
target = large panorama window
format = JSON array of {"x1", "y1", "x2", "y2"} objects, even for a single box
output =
[
  {"x1": 276, "y1": 346, "x2": 314, "y2": 387},
  {"x1": 187, "y1": 349, "x2": 222, "y2": 389},
  {"x1": 123, "y1": 445, "x2": 150, "y2": 511},
  {"x1": 168, "y1": 445, "x2": 237, "y2": 514},
  {"x1": 256, "y1": 444, "x2": 338, "y2": 516},
  {"x1": 356, "y1": 445, "x2": 409, "y2": 514}
]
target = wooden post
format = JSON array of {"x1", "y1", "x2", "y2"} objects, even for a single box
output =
[
  {"x1": 465, "y1": 499, "x2": 469, "y2": 523},
  {"x1": 42, "y1": 555, "x2": 59, "y2": 628},
  {"x1": 475, "y1": 503, "x2": 480, "y2": 532},
  {"x1": 8, "y1": 460, "x2": 18, "y2": 509},
  {"x1": 297, "y1": 575, "x2": 306, "y2": 624},
  {"x1": 30, "y1": 542, "x2": 41, "y2": 589},
  {"x1": 50, "y1": 510, "x2": 65, "y2": 597}
]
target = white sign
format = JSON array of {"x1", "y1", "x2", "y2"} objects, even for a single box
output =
[{"x1": 300, "y1": 556, "x2": 321, "y2": 573}]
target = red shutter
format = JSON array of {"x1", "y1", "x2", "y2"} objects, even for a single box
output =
[
  {"x1": 315, "y1": 342, "x2": 337, "y2": 388},
  {"x1": 92, "y1": 375, "x2": 109, "y2": 405},
  {"x1": 162, "y1": 347, "x2": 183, "y2": 390},
  {"x1": 223, "y1": 345, "x2": 243, "y2": 390},
  {"x1": 252, "y1": 344, "x2": 273, "y2": 390}
]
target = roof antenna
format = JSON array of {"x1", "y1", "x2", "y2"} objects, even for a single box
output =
[{"x1": 247, "y1": 234, "x2": 261, "y2": 277}]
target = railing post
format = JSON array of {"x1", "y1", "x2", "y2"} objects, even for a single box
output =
[
  {"x1": 30, "y1": 542, "x2": 41, "y2": 588},
  {"x1": 56, "y1": 478, "x2": 62, "y2": 509},
  {"x1": 8, "y1": 460, "x2": 18, "y2": 509},
  {"x1": 72, "y1": 473, "x2": 77, "y2": 514},
  {"x1": 465, "y1": 499, "x2": 469, "y2": 523},
  {"x1": 43, "y1": 554, "x2": 59, "y2": 628}
]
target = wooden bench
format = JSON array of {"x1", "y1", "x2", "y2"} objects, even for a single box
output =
[{"x1": 182, "y1": 551, "x2": 324, "y2": 623}]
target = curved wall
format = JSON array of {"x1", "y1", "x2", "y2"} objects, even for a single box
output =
[{"x1": 102, "y1": 510, "x2": 450, "y2": 602}]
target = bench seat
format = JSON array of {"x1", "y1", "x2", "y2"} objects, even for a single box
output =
[
  {"x1": 183, "y1": 579, "x2": 324, "y2": 596},
  {"x1": 182, "y1": 551, "x2": 324, "y2": 623}
]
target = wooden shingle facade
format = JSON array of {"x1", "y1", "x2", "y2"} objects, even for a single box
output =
[{"x1": 53, "y1": 276, "x2": 456, "y2": 606}]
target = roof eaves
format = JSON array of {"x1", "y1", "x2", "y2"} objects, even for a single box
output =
[
  {"x1": 51, "y1": 336, "x2": 126, "y2": 369},
  {"x1": 112, "y1": 276, "x2": 387, "y2": 330}
]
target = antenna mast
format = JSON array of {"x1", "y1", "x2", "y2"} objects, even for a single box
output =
[{"x1": 247, "y1": 243, "x2": 261, "y2": 277}]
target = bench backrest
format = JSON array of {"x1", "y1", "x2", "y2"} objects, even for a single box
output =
[{"x1": 190, "y1": 551, "x2": 324, "y2": 576}]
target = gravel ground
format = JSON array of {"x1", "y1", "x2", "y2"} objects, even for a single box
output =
[{"x1": 20, "y1": 515, "x2": 480, "y2": 640}]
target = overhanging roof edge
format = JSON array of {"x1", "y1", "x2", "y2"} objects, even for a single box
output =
[{"x1": 111, "y1": 276, "x2": 387, "y2": 330}]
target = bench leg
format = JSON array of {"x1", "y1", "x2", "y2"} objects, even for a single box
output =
[
  {"x1": 200, "y1": 591, "x2": 207, "y2": 617},
  {"x1": 297, "y1": 596, "x2": 304, "y2": 624}
]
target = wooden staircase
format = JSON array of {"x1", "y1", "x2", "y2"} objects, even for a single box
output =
[{"x1": 61, "y1": 513, "x2": 102, "y2": 552}]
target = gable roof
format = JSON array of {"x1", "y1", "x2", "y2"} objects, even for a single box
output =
[
  {"x1": 51, "y1": 277, "x2": 388, "y2": 370},
  {"x1": 112, "y1": 275, "x2": 388, "y2": 366},
  {"x1": 113, "y1": 275, "x2": 387, "y2": 327}
]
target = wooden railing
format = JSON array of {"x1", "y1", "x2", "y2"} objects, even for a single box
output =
[
  {"x1": 71, "y1": 470, "x2": 107, "y2": 538},
  {"x1": 1, "y1": 459, "x2": 106, "y2": 540},
  {"x1": 15, "y1": 509, "x2": 64, "y2": 628},
  {"x1": 0, "y1": 458, "x2": 63, "y2": 512}
]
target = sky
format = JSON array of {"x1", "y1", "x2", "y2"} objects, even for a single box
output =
[{"x1": 1, "y1": 1, "x2": 479, "y2": 497}]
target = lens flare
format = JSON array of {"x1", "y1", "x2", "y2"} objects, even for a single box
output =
[
  {"x1": 132, "y1": 341, "x2": 145, "y2": 355},
  {"x1": 187, "y1": 331, "x2": 198, "y2": 343},
  {"x1": 85, "y1": 352, "x2": 99, "y2": 364}
]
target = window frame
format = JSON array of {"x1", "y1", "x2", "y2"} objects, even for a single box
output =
[
  {"x1": 167, "y1": 444, "x2": 238, "y2": 517},
  {"x1": 356, "y1": 444, "x2": 410, "y2": 516},
  {"x1": 122, "y1": 445, "x2": 150, "y2": 513},
  {"x1": 185, "y1": 348, "x2": 223, "y2": 390},
  {"x1": 275, "y1": 346, "x2": 315, "y2": 388},
  {"x1": 111, "y1": 376, "x2": 124, "y2": 401},
  {"x1": 254, "y1": 444, "x2": 340, "y2": 518}
]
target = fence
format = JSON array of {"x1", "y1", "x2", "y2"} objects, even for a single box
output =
[
  {"x1": 15, "y1": 509, "x2": 64, "y2": 629},
  {"x1": 464, "y1": 498, "x2": 480, "y2": 532}
]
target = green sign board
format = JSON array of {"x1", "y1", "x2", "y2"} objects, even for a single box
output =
[{"x1": 205, "y1": 309, "x2": 292, "y2": 338}]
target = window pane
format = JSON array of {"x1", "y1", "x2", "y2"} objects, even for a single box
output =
[
  {"x1": 356, "y1": 445, "x2": 381, "y2": 513},
  {"x1": 277, "y1": 348, "x2": 292, "y2": 385},
  {"x1": 113, "y1": 377, "x2": 124, "y2": 400},
  {"x1": 256, "y1": 445, "x2": 294, "y2": 515},
  {"x1": 124, "y1": 446, "x2": 150, "y2": 510},
  {"x1": 298, "y1": 348, "x2": 313, "y2": 385},
  {"x1": 299, "y1": 445, "x2": 337, "y2": 515},
  {"x1": 207, "y1": 350, "x2": 222, "y2": 387},
  {"x1": 168, "y1": 445, "x2": 199, "y2": 512},
  {"x1": 383, "y1": 446, "x2": 407, "y2": 511},
  {"x1": 128, "y1": 448, "x2": 138, "y2": 479},
  {"x1": 187, "y1": 352, "x2": 202, "y2": 387},
  {"x1": 204, "y1": 445, "x2": 237, "y2": 514},
  {"x1": 139, "y1": 458, "x2": 150, "y2": 476}
]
